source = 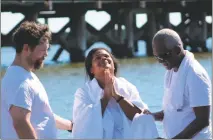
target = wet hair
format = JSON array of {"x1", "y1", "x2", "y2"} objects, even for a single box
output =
[
  {"x1": 12, "y1": 21, "x2": 51, "y2": 53},
  {"x1": 152, "y1": 28, "x2": 183, "y2": 50},
  {"x1": 85, "y1": 48, "x2": 118, "y2": 80}
]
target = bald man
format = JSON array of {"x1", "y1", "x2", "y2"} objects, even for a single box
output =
[{"x1": 147, "y1": 29, "x2": 212, "y2": 139}]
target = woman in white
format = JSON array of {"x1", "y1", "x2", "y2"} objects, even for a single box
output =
[{"x1": 72, "y1": 48, "x2": 159, "y2": 139}]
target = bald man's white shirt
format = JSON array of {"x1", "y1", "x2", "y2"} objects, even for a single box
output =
[{"x1": 162, "y1": 52, "x2": 212, "y2": 139}]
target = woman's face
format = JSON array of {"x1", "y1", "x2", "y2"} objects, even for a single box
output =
[{"x1": 90, "y1": 49, "x2": 115, "y2": 80}]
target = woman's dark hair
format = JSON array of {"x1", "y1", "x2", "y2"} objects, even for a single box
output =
[
  {"x1": 85, "y1": 48, "x2": 118, "y2": 80},
  {"x1": 12, "y1": 21, "x2": 51, "y2": 53}
]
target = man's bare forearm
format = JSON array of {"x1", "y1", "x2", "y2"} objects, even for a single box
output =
[
  {"x1": 13, "y1": 120, "x2": 37, "y2": 139},
  {"x1": 54, "y1": 114, "x2": 72, "y2": 130},
  {"x1": 172, "y1": 118, "x2": 209, "y2": 139}
]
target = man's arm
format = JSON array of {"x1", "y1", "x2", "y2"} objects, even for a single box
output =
[
  {"x1": 53, "y1": 114, "x2": 72, "y2": 131},
  {"x1": 172, "y1": 106, "x2": 210, "y2": 139},
  {"x1": 9, "y1": 105, "x2": 37, "y2": 139}
]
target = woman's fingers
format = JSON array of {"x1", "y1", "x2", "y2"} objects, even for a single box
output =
[
  {"x1": 104, "y1": 70, "x2": 112, "y2": 97},
  {"x1": 104, "y1": 69, "x2": 112, "y2": 85},
  {"x1": 104, "y1": 70, "x2": 107, "y2": 84},
  {"x1": 104, "y1": 70, "x2": 115, "y2": 98}
]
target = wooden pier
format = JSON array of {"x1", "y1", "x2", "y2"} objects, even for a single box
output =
[{"x1": 1, "y1": 0, "x2": 212, "y2": 62}]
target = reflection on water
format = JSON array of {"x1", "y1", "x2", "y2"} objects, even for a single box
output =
[{"x1": 1, "y1": 52, "x2": 211, "y2": 138}]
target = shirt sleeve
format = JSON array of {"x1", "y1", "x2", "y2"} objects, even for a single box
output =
[
  {"x1": 188, "y1": 69, "x2": 211, "y2": 107},
  {"x1": 72, "y1": 88, "x2": 103, "y2": 138},
  {"x1": 9, "y1": 82, "x2": 35, "y2": 111}
]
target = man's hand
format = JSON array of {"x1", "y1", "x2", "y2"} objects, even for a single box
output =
[
  {"x1": 142, "y1": 109, "x2": 156, "y2": 119},
  {"x1": 153, "y1": 111, "x2": 164, "y2": 121},
  {"x1": 9, "y1": 105, "x2": 37, "y2": 139},
  {"x1": 54, "y1": 114, "x2": 73, "y2": 131},
  {"x1": 143, "y1": 110, "x2": 164, "y2": 121}
]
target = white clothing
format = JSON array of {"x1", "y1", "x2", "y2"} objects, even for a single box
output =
[
  {"x1": 163, "y1": 50, "x2": 212, "y2": 139},
  {"x1": 1, "y1": 66, "x2": 57, "y2": 139},
  {"x1": 72, "y1": 77, "x2": 159, "y2": 139}
]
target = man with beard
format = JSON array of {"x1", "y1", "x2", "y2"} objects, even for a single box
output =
[
  {"x1": 1, "y1": 21, "x2": 72, "y2": 139},
  {"x1": 145, "y1": 29, "x2": 211, "y2": 139}
]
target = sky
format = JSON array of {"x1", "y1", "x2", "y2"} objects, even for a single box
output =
[{"x1": 1, "y1": 11, "x2": 212, "y2": 35}]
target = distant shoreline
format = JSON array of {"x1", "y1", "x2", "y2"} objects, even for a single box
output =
[{"x1": 1, "y1": 52, "x2": 211, "y2": 76}]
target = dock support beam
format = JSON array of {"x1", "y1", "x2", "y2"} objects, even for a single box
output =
[
  {"x1": 125, "y1": 9, "x2": 134, "y2": 57},
  {"x1": 201, "y1": 12, "x2": 208, "y2": 52},
  {"x1": 111, "y1": 10, "x2": 134, "y2": 58},
  {"x1": 70, "y1": 11, "x2": 86, "y2": 62},
  {"x1": 146, "y1": 11, "x2": 156, "y2": 56}
]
